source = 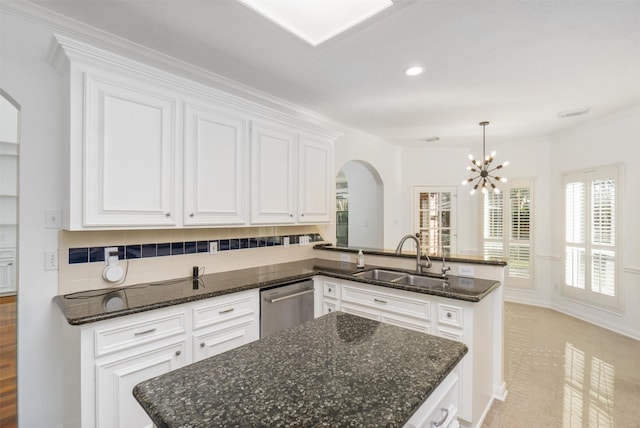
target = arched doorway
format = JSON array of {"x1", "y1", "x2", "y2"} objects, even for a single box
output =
[{"x1": 336, "y1": 161, "x2": 383, "y2": 249}]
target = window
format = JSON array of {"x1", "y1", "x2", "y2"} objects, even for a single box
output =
[
  {"x1": 563, "y1": 165, "x2": 621, "y2": 309},
  {"x1": 413, "y1": 187, "x2": 457, "y2": 256},
  {"x1": 482, "y1": 179, "x2": 534, "y2": 289}
]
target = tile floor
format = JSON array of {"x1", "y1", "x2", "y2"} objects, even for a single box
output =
[{"x1": 482, "y1": 302, "x2": 640, "y2": 428}]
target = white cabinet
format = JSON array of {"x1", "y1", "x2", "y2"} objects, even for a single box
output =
[
  {"x1": 0, "y1": 249, "x2": 16, "y2": 294},
  {"x1": 250, "y1": 121, "x2": 297, "y2": 224},
  {"x1": 183, "y1": 101, "x2": 248, "y2": 226},
  {"x1": 404, "y1": 366, "x2": 460, "y2": 428},
  {"x1": 297, "y1": 135, "x2": 333, "y2": 223},
  {"x1": 83, "y1": 74, "x2": 177, "y2": 228},
  {"x1": 328, "y1": 278, "x2": 495, "y2": 425},
  {"x1": 95, "y1": 340, "x2": 186, "y2": 428},
  {"x1": 60, "y1": 289, "x2": 260, "y2": 428},
  {"x1": 191, "y1": 290, "x2": 259, "y2": 361},
  {"x1": 51, "y1": 36, "x2": 338, "y2": 230},
  {"x1": 314, "y1": 276, "x2": 342, "y2": 317}
]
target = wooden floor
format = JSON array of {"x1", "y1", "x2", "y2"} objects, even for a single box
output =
[{"x1": 0, "y1": 295, "x2": 17, "y2": 428}]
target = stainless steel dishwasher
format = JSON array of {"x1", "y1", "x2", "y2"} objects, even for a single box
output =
[{"x1": 260, "y1": 280, "x2": 315, "y2": 338}]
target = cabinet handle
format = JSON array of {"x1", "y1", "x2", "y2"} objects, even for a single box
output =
[
  {"x1": 165, "y1": 212, "x2": 171, "y2": 217},
  {"x1": 328, "y1": 288, "x2": 332, "y2": 293},
  {"x1": 431, "y1": 408, "x2": 449, "y2": 427},
  {"x1": 447, "y1": 312, "x2": 452, "y2": 318},
  {"x1": 327, "y1": 307, "x2": 333, "y2": 312},
  {"x1": 134, "y1": 328, "x2": 157, "y2": 336},
  {"x1": 374, "y1": 298, "x2": 387, "y2": 304},
  {"x1": 200, "y1": 342, "x2": 205, "y2": 348},
  {"x1": 219, "y1": 308, "x2": 234, "y2": 314},
  {"x1": 289, "y1": 213, "x2": 293, "y2": 217},
  {"x1": 301, "y1": 213, "x2": 305, "y2": 217},
  {"x1": 189, "y1": 213, "x2": 194, "y2": 217},
  {"x1": 175, "y1": 350, "x2": 181, "y2": 356}
]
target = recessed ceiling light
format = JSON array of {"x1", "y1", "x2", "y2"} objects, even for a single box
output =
[
  {"x1": 558, "y1": 107, "x2": 591, "y2": 118},
  {"x1": 236, "y1": 0, "x2": 394, "y2": 47},
  {"x1": 405, "y1": 66, "x2": 424, "y2": 77}
]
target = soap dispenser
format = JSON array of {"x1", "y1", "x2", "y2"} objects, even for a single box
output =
[{"x1": 356, "y1": 250, "x2": 365, "y2": 268}]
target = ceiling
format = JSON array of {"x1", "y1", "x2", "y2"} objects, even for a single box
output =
[{"x1": 27, "y1": 0, "x2": 640, "y2": 148}]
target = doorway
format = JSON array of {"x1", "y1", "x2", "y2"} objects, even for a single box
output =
[
  {"x1": 336, "y1": 161, "x2": 383, "y2": 249},
  {"x1": 0, "y1": 89, "x2": 19, "y2": 428}
]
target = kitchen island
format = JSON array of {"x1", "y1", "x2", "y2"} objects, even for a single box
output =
[{"x1": 133, "y1": 311, "x2": 468, "y2": 427}]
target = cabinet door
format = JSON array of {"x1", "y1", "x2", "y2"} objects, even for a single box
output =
[
  {"x1": 298, "y1": 135, "x2": 333, "y2": 223},
  {"x1": 84, "y1": 74, "x2": 176, "y2": 227},
  {"x1": 0, "y1": 251, "x2": 16, "y2": 294},
  {"x1": 95, "y1": 340, "x2": 186, "y2": 428},
  {"x1": 184, "y1": 103, "x2": 248, "y2": 225},
  {"x1": 250, "y1": 121, "x2": 297, "y2": 224}
]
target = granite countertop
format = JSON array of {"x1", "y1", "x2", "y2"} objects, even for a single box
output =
[
  {"x1": 54, "y1": 258, "x2": 501, "y2": 325},
  {"x1": 133, "y1": 311, "x2": 468, "y2": 428},
  {"x1": 314, "y1": 244, "x2": 508, "y2": 266}
]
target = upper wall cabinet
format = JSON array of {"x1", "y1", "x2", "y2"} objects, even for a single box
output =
[
  {"x1": 50, "y1": 35, "x2": 339, "y2": 230},
  {"x1": 298, "y1": 134, "x2": 333, "y2": 223},
  {"x1": 250, "y1": 121, "x2": 297, "y2": 225},
  {"x1": 184, "y1": 101, "x2": 248, "y2": 226},
  {"x1": 84, "y1": 74, "x2": 177, "y2": 227}
]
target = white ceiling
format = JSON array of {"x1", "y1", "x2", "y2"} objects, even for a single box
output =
[{"x1": 28, "y1": 0, "x2": 640, "y2": 148}]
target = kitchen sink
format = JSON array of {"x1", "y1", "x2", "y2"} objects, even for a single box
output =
[
  {"x1": 353, "y1": 269, "x2": 407, "y2": 282},
  {"x1": 353, "y1": 269, "x2": 450, "y2": 288},
  {"x1": 394, "y1": 275, "x2": 448, "y2": 288}
]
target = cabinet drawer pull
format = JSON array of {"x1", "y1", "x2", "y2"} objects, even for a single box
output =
[
  {"x1": 431, "y1": 408, "x2": 449, "y2": 427},
  {"x1": 175, "y1": 350, "x2": 181, "y2": 356},
  {"x1": 165, "y1": 212, "x2": 171, "y2": 217},
  {"x1": 189, "y1": 213, "x2": 194, "y2": 217},
  {"x1": 447, "y1": 312, "x2": 452, "y2": 318},
  {"x1": 134, "y1": 328, "x2": 157, "y2": 336},
  {"x1": 373, "y1": 298, "x2": 387, "y2": 304},
  {"x1": 200, "y1": 342, "x2": 205, "y2": 348},
  {"x1": 219, "y1": 308, "x2": 235, "y2": 314},
  {"x1": 328, "y1": 287, "x2": 332, "y2": 293}
]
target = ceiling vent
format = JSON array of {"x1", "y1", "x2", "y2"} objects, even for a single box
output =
[{"x1": 558, "y1": 107, "x2": 591, "y2": 119}]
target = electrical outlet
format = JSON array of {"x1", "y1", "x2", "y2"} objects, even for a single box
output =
[
  {"x1": 209, "y1": 241, "x2": 218, "y2": 254},
  {"x1": 299, "y1": 235, "x2": 310, "y2": 245},
  {"x1": 104, "y1": 247, "x2": 119, "y2": 265},
  {"x1": 45, "y1": 251, "x2": 58, "y2": 271},
  {"x1": 458, "y1": 265, "x2": 474, "y2": 277},
  {"x1": 283, "y1": 237, "x2": 290, "y2": 248},
  {"x1": 340, "y1": 254, "x2": 350, "y2": 262}
]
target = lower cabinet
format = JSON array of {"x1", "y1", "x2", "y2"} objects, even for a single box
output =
[
  {"x1": 314, "y1": 277, "x2": 494, "y2": 425},
  {"x1": 95, "y1": 340, "x2": 187, "y2": 428},
  {"x1": 404, "y1": 366, "x2": 460, "y2": 428},
  {"x1": 61, "y1": 289, "x2": 259, "y2": 428}
]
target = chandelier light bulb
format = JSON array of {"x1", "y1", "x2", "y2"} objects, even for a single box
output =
[{"x1": 462, "y1": 121, "x2": 508, "y2": 196}]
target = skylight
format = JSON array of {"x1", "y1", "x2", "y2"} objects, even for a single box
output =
[{"x1": 236, "y1": 0, "x2": 394, "y2": 46}]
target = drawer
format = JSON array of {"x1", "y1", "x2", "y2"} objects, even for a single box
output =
[
  {"x1": 437, "y1": 303, "x2": 463, "y2": 328},
  {"x1": 437, "y1": 327, "x2": 464, "y2": 343},
  {"x1": 342, "y1": 283, "x2": 430, "y2": 321},
  {"x1": 323, "y1": 300, "x2": 338, "y2": 314},
  {"x1": 323, "y1": 281, "x2": 340, "y2": 299},
  {"x1": 192, "y1": 291, "x2": 257, "y2": 330},
  {"x1": 94, "y1": 311, "x2": 186, "y2": 357},
  {"x1": 193, "y1": 320, "x2": 258, "y2": 362}
]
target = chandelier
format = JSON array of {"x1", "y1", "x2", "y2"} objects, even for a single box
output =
[{"x1": 461, "y1": 121, "x2": 508, "y2": 195}]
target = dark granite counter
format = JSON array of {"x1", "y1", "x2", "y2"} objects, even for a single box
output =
[
  {"x1": 133, "y1": 311, "x2": 468, "y2": 427},
  {"x1": 314, "y1": 243, "x2": 508, "y2": 266},
  {"x1": 54, "y1": 258, "x2": 501, "y2": 325}
]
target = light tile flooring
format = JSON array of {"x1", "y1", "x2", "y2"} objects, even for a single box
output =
[{"x1": 482, "y1": 302, "x2": 640, "y2": 428}]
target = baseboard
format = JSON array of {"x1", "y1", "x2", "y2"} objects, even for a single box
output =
[{"x1": 550, "y1": 302, "x2": 640, "y2": 341}]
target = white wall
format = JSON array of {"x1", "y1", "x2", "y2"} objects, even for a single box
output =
[
  {"x1": 1, "y1": 10, "x2": 67, "y2": 427},
  {"x1": 548, "y1": 108, "x2": 640, "y2": 339}
]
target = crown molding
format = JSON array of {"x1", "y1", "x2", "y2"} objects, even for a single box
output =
[{"x1": 3, "y1": 0, "x2": 345, "y2": 139}]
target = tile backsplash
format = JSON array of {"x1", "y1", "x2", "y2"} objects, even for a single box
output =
[{"x1": 58, "y1": 225, "x2": 328, "y2": 295}]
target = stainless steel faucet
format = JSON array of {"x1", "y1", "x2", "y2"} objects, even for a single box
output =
[
  {"x1": 440, "y1": 250, "x2": 451, "y2": 278},
  {"x1": 395, "y1": 233, "x2": 432, "y2": 274}
]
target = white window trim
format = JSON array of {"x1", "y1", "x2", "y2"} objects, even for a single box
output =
[
  {"x1": 480, "y1": 177, "x2": 535, "y2": 289},
  {"x1": 562, "y1": 163, "x2": 623, "y2": 312}
]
